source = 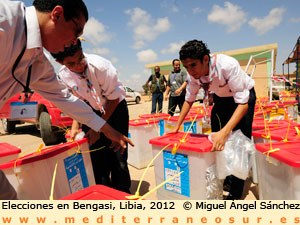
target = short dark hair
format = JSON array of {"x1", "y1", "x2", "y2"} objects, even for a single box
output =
[
  {"x1": 179, "y1": 40, "x2": 210, "y2": 63},
  {"x1": 172, "y1": 59, "x2": 180, "y2": 65},
  {"x1": 51, "y1": 39, "x2": 82, "y2": 62},
  {"x1": 33, "y1": 0, "x2": 88, "y2": 22}
]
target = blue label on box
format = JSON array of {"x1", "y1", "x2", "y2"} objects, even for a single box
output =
[
  {"x1": 128, "y1": 132, "x2": 131, "y2": 138},
  {"x1": 184, "y1": 121, "x2": 197, "y2": 133},
  {"x1": 163, "y1": 150, "x2": 190, "y2": 197},
  {"x1": 159, "y1": 120, "x2": 165, "y2": 136},
  {"x1": 64, "y1": 153, "x2": 89, "y2": 194},
  {"x1": 10, "y1": 101, "x2": 38, "y2": 106}
]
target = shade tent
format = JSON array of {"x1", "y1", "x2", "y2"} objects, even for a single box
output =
[{"x1": 282, "y1": 36, "x2": 300, "y2": 93}]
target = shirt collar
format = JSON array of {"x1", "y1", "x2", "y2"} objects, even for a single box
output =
[
  {"x1": 172, "y1": 69, "x2": 181, "y2": 73},
  {"x1": 25, "y1": 6, "x2": 42, "y2": 49},
  {"x1": 199, "y1": 54, "x2": 217, "y2": 85}
]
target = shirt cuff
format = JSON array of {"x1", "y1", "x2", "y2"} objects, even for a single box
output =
[
  {"x1": 233, "y1": 89, "x2": 250, "y2": 104},
  {"x1": 185, "y1": 92, "x2": 197, "y2": 102},
  {"x1": 86, "y1": 115, "x2": 106, "y2": 132}
]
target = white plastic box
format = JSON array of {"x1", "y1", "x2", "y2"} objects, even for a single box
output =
[
  {"x1": 255, "y1": 141, "x2": 300, "y2": 199},
  {"x1": 150, "y1": 133, "x2": 222, "y2": 200},
  {"x1": 0, "y1": 143, "x2": 21, "y2": 165},
  {"x1": 283, "y1": 100, "x2": 298, "y2": 121},
  {"x1": 164, "y1": 114, "x2": 204, "y2": 134},
  {"x1": 252, "y1": 124, "x2": 300, "y2": 144},
  {"x1": 128, "y1": 119, "x2": 160, "y2": 169},
  {"x1": 0, "y1": 139, "x2": 95, "y2": 200},
  {"x1": 139, "y1": 113, "x2": 170, "y2": 136}
]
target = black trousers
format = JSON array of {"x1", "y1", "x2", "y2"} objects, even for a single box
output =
[
  {"x1": 211, "y1": 88, "x2": 256, "y2": 199},
  {"x1": 167, "y1": 95, "x2": 185, "y2": 116},
  {"x1": 82, "y1": 99, "x2": 131, "y2": 193}
]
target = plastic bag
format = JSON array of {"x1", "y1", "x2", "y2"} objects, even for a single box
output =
[
  {"x1": 215, "y1": 129, "x2": 255, "y2": 180},
  {"x1": 206, "y1": 165, "x2": 223, "y2": 200},
  {"x1": 74, "y1": 131, "x2": 85, "y2": 140}
]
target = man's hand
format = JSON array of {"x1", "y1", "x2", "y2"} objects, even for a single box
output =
[
  {"x1": 164, "y1": 95, "x2": 169, "y2": 101},
  {"x1": 164, "y1": 127, "x2": 179, "y2": 136},
  {"x1": 100, "y1": 123, "x2": 134, "y2": 153},
  {"x1": 175, "y1": 89, "x2": 181, "y2": 95},
  {"x1": 84, "y1": 129, "x2": 100, "y2": 145},
  {"x1": 210, "y1": 130, "x2": 228, "y2": 152},
  {"x1": 70, "y1": 127, "x2": 79, "y2": 140}
]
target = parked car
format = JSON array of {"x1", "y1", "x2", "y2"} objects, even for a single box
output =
[
  {"x1": 124, "y1": 86, "x2": 141, "y2": 104},
  {"x1": 0, "y1": 92, "x2": 73, "y2": 145}
]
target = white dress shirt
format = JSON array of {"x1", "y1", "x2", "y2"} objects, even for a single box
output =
[
  {"x1": 0, "y1": 0, "x2": 105, "y2": 131},
  {"x1": 185, "y1": 54, "x2": 255, "y2": 104},
  {"x1": 57, "y1": 53, "x2": 125, "y2": 111}
]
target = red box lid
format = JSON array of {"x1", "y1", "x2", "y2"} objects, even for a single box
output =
[
  {"x1": 0, "y1": 139, "x2": 87, "y2": 169},
  {"x1": 129, "y1": 118, "x2": 159, "y2": 126},
  {"x1": 252, "y1": 119, "x2": 292, "y2": 129},
  {"x1": 255, "y1": 141, "x2": 300, "y2": 167},
  {"x1": 281, "y1": 94, "x2": 296, "y2": 98},
  {"x1": 252, "y1": 126, "x2": 300, "y2": 142},
  {"x1": 139, "y1": 113, "x2": 170, "y2": 119},
  {"x1": 0, "y1": 143, "x2": 21, "y2": 157},
  {"x1": 149, "y1": 132, "x2": 212, "y2": 152},
  {"x1": 262, "y1": 102, "x2": 284, "y2": 108},
  {"x1": 283, "y1": 100, "x2": 298, "y2": 105},
  {"x1": 164, "y1": 114, "x2": 204, "y2": 122},
  {"x1": 254, "y1": 110, "x2": 271, "y2": 117},
  {"x1": 59, "y1": 185, "x2": 129, "y2": 200},
  {"x1": 252, "y1": 121, "x2": 281, "y2": 130}
]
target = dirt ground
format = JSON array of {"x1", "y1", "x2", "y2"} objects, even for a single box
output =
[{"x1": 0, "y1": 96, "x2": 258, "y2": 200}]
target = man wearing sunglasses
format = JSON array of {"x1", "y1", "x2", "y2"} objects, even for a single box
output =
[{"x1": 0, "y1": 0, "x2": 133, "y2": 199}]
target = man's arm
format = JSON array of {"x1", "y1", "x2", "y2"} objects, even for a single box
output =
[
  {"x1": 164, "y1": 86, "x2": 170, "y2": 101},
  {"x1": 211, "y1": 103, "x2": 248, "y2": 151},
  {"x1": 30, "y1": 53, "x2": 133, "y2": 150},
  {"x1": 175, "y1": 81, "x2": 188, "y2": 95},
  {"x1": 145, "y1": 75, "x2": 152, "y2": 92},
  {"x1": 102, "y1": 98, "x2": 119, "y2": 121},
  {"x1": 165, "y1": 100, "x2": 193, "y2": 134},
  {"x1": 70, "y1": 120, "x2": 80, "y2": 140}
]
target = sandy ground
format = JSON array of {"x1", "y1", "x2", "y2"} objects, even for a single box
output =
[{"x1": 0, "y1": 96, "x2": 258, "y2": 200}]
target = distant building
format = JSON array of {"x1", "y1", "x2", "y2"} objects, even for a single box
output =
[{"x1": 145, "y1": 43, "x2": 277, "y2": 98}]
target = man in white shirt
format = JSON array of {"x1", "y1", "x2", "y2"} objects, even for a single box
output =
[
  {"x1": 0, "y1": 0, "x2": 133, "y2": 199},
  {"x1": 166, "y1": 40, "x2": 256, "y2": 200},
  {"x1": 52, "y1": 40, "x2": 131, "y2": 193}
]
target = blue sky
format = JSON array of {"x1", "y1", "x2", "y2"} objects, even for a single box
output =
[{"x1": 21, "y1": 0, "x2": 300, "y2": 90}]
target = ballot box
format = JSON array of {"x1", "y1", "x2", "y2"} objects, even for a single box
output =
[
  {"x1": 0, "y1": 139, "x2": 95, "y2": 200},
  {"x1": 150, "y1": 133, "x2": 223, "y2": 200},
  {"x1": 255, "y1": 141, "x2": 300, "y2": 199},
  {"x1": 128, "y1": 119, "x2": 159, "y2": 169}
]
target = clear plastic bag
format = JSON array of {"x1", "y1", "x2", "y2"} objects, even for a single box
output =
[
  {"x1": 215, "y1": 129, "x2": 255, "y2": 180},
  {"x1": 74, "y1": 131, "x2": 85, "y2": 140},
  {"x1": 206, "y1": 165, "x2": 224, "y2": 200}
]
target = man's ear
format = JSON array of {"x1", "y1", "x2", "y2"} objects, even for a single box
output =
[
  {"x1": 51, "y1": 6, "x2": 64, "y2": 24},
  {"x1": 203, "y1": 55, "x2": 209, "y2": 64}
]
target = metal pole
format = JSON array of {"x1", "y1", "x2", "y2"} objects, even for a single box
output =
[
  {"x1": 269, "y1": 49, "x2": 274, "y2": 102},
  {"x1": 296, "y1": 38, "x2": 299, "y2": 94},
  {"x1": 288, "y1": 63, "x2": 290, "y2": 81}
]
